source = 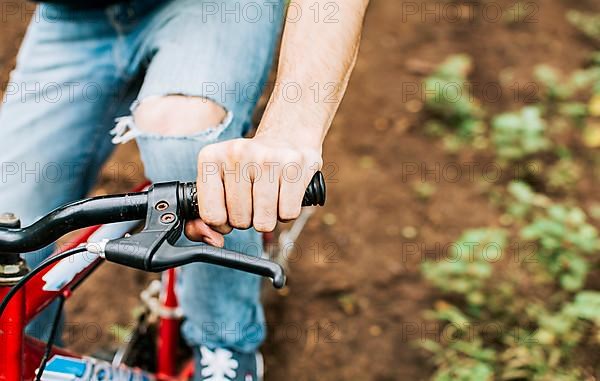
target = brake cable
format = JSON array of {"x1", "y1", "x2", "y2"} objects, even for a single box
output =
[
  {"x1": 0, "y1": 172, "x2": 326, "y2": 379},
  {"x1": 0, "y1": 246, "x2": 87, "y2": 380},
  {"x1": 34, "y1": 294, "x2": 65, "y2": 381},
  {"x1": 0, "y1": 246, "x2": 87, "y2": 320}
]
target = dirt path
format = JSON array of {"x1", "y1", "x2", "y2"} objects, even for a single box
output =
[
  {"x1": 1, "y1": 1, "x2": 600, "y2": 380},
  {"x1": 262, "y1": 1, "x2": 600, "y2": 379}
]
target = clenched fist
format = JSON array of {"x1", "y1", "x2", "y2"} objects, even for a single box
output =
[{"x1": 185, "y1": 136, "x2": 322, "y2": 247}]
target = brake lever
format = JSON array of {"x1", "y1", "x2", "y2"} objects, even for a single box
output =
[{"x1": 96, "y1": 182, "x2": 286, "y2": 288}]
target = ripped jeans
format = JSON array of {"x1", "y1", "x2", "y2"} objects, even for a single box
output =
[{"x1": 0, "y1": 0, "x2": 284, "y2": 352}]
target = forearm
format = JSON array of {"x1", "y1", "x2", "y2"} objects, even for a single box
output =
[
  {"x1": 193, "y1": 0, "x2": 369, "y2": 234},
  {"x1": 257, "y1": 0, "x2": 369, "y2": 151}
]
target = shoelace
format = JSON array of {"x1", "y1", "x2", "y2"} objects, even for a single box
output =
[{"x1": 200, "y1": 346, "x2": 239, "y2": 381}]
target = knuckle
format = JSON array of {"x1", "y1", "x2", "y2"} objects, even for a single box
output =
[
  {"x1": 229, "y1": 213, "x2": 251, "y2": 229},
  {"x1": 226, "y1": 141, "x2": 245, "y2": 161},
  {"x1": 284, "y1": 150, "x2": 303, "y2": 165},
  {"x1": 201, "y1": 211, "x2": 227, "y2": 227},
  {"x1": 198, "y1": 145, "x2": 220, "y2": 164},
  {"x1": 254, "y1": 151, "x2": 269, "y2": 166},
  {"x1": 254, "y1": 218, "x2": 276, "y2": 233},
  {"x1": 253, "y1": 209, "x2": 277, "y2": 232},
  {"x1": 279, "y1": 205, "x2": 301, "y2": 221}
]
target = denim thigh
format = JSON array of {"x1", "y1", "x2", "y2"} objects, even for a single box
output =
[
  {"x1": 0, "y1": 5, "x2": 133, "y2": 340},
  {"x1": 123, "y1": 0, "x2": 286, "y2": 352}
]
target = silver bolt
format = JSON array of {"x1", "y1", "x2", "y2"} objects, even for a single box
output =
[
  {"x1": 2, "y1": 265, "x2": 20, "y2": 275},
  {"x1": 160, "y1": 213, "x2": 176, "y2": 224},
  {"x1": 0, "y1": 213, "x2": 20, "y2": 228},
  {"x1": 155, "y1": 201, "x2": 169, "y2": 211}
]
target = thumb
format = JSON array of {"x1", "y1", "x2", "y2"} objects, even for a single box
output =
[{"x1": 185, "y1": 219, "x2": 225, "y2": 248}]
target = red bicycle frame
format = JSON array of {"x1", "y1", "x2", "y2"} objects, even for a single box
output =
[
  {"x1": 0, "y1": 184, "x2": 194, "y2": 381},
  {"x1": 0, "y1": 175, "x2": 307, "y2": 381}
]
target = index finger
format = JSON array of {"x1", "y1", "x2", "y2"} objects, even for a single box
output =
[{"x1": 197, "y1": 154, "x2": 229, "y2": 231}]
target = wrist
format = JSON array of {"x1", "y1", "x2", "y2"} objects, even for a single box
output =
[
  {"x1": 256, "y1": 106, "x2": 327, "y2": 153},
  {"x1": 255, "y1": 127, "x2": 323, "y2": 155}
]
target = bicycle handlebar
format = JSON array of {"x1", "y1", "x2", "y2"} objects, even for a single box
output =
[
  {"x1": 0, "y1": 193, "x2": 149, "y2": 253},
  {"x1": 0, "y1": 171, "x2": 326, "y2": 254}
]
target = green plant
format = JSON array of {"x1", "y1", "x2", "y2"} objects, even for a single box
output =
[
  {"x1": 566, "y1": 290, "x2": 600, "y2": 325},
  {"x1": 567, "y1": 10, "x2": 600, "y2": 42},
  {"x1": 412, "y1": 181, "x2": 437, "y2": 201},
  {"x1": 420, "y1": 40, "x2": 600, "y2": 381},
  {"x1": 505, "y1": 181, "x2": 550, "y2": 219},
  {"x1": 492, "y1": 106, "x2": 551, "y2": 161},
  {"x1": 557, "y1": 102, "x2": 588, "y2": 125},
  {"x1": 424, "y1": 301, "x2": 472, "y2": 333},
  {"x1": 535, "y1": 290, "x2": 600, "y2": 346},
  {"x1": 534, "y1": 65, "x2": 573, "y2": 101},
  {"x1": 499, "y1": 343, "x2": 583, "y2": 381},
  {"x1": 423, "y1": 54, "x2": 485, "y2": 139},
  {"x1": 534, "y1": 65, "x2": 600, "y2": 101},
  {"x1": 545, "y1": 159, "x2": 582, "y2": 194},
  {"x1": 591, "y1": 51, "x2": 600, "y2": 66},
  {"x1": 423, "y1": 338, "x2": 496, "y2": 381},
  {"x1": 570, "y1": 67, "x2": 600, "y2": 95},
  {"x1": 520, "y1": 205, "x2": 599, "y2": 291},
  {"x1": 422, "y1": 228, "x2": 507, "y2": 306},
  {"x1": 502, "y1": 291, "x2": 600, "y2": 380}
]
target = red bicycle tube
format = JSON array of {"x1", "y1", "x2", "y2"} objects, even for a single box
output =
[
  {"x1": 0, "y1": 283, "x2": 26, "y2": 381},
  {"x1": 22, "y1": 181, "x2": 150, "y2": 325},
  {"x1": 0, "y1": 177, "x2": 320, "y2": 380},
  {"x1": 24, "y1": 226, "x2": 102, "y2": 324},
  {"x1": 157, "y1": 268, "x2": 180, "y2": 377}
]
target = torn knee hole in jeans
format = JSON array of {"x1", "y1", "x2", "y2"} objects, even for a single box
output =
[{"x1": 111, "y1": 95, "x2": 233, "y2": 144}]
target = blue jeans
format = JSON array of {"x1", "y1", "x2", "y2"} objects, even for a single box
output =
[{"x1": 0, "y1": 0, "x2": 284, "y2": 352}]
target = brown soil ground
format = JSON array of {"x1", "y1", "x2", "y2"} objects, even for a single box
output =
[{"x1": 1, "y1": 1, "x2": 600, "y2": 380}]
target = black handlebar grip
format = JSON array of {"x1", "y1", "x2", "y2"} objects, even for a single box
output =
[
  {"x1": 302, "y1": 171, "x2": 326, "y2": 207},
  {"x1": 181, "y1": 171, "x2": 326, "y2": 220}
]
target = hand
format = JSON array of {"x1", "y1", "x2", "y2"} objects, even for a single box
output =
[{"x1": 185, "y1": 135, "x2": 322, "y2": 245}]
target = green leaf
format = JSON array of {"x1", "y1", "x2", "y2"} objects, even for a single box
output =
[
  {"x1": 492, "y1": 106, "x2": 551, "y2": 161},
  {"x1": 568, "y1": 291, "x2": 600, "y2": 322}
]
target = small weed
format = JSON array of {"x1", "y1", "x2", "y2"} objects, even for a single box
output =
[
  {"x1": 423, "y1": 55, "x2": 485, "y2": 141},
  {"x1": 520, "y1": 205, "x2": 599, "y2": 291},
  {"x1": 567, "y1": 10, "x2": 600, "y2": 42},
  {"x1": 491, "y1": 106, "x2": 551, "y2": 161}
]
